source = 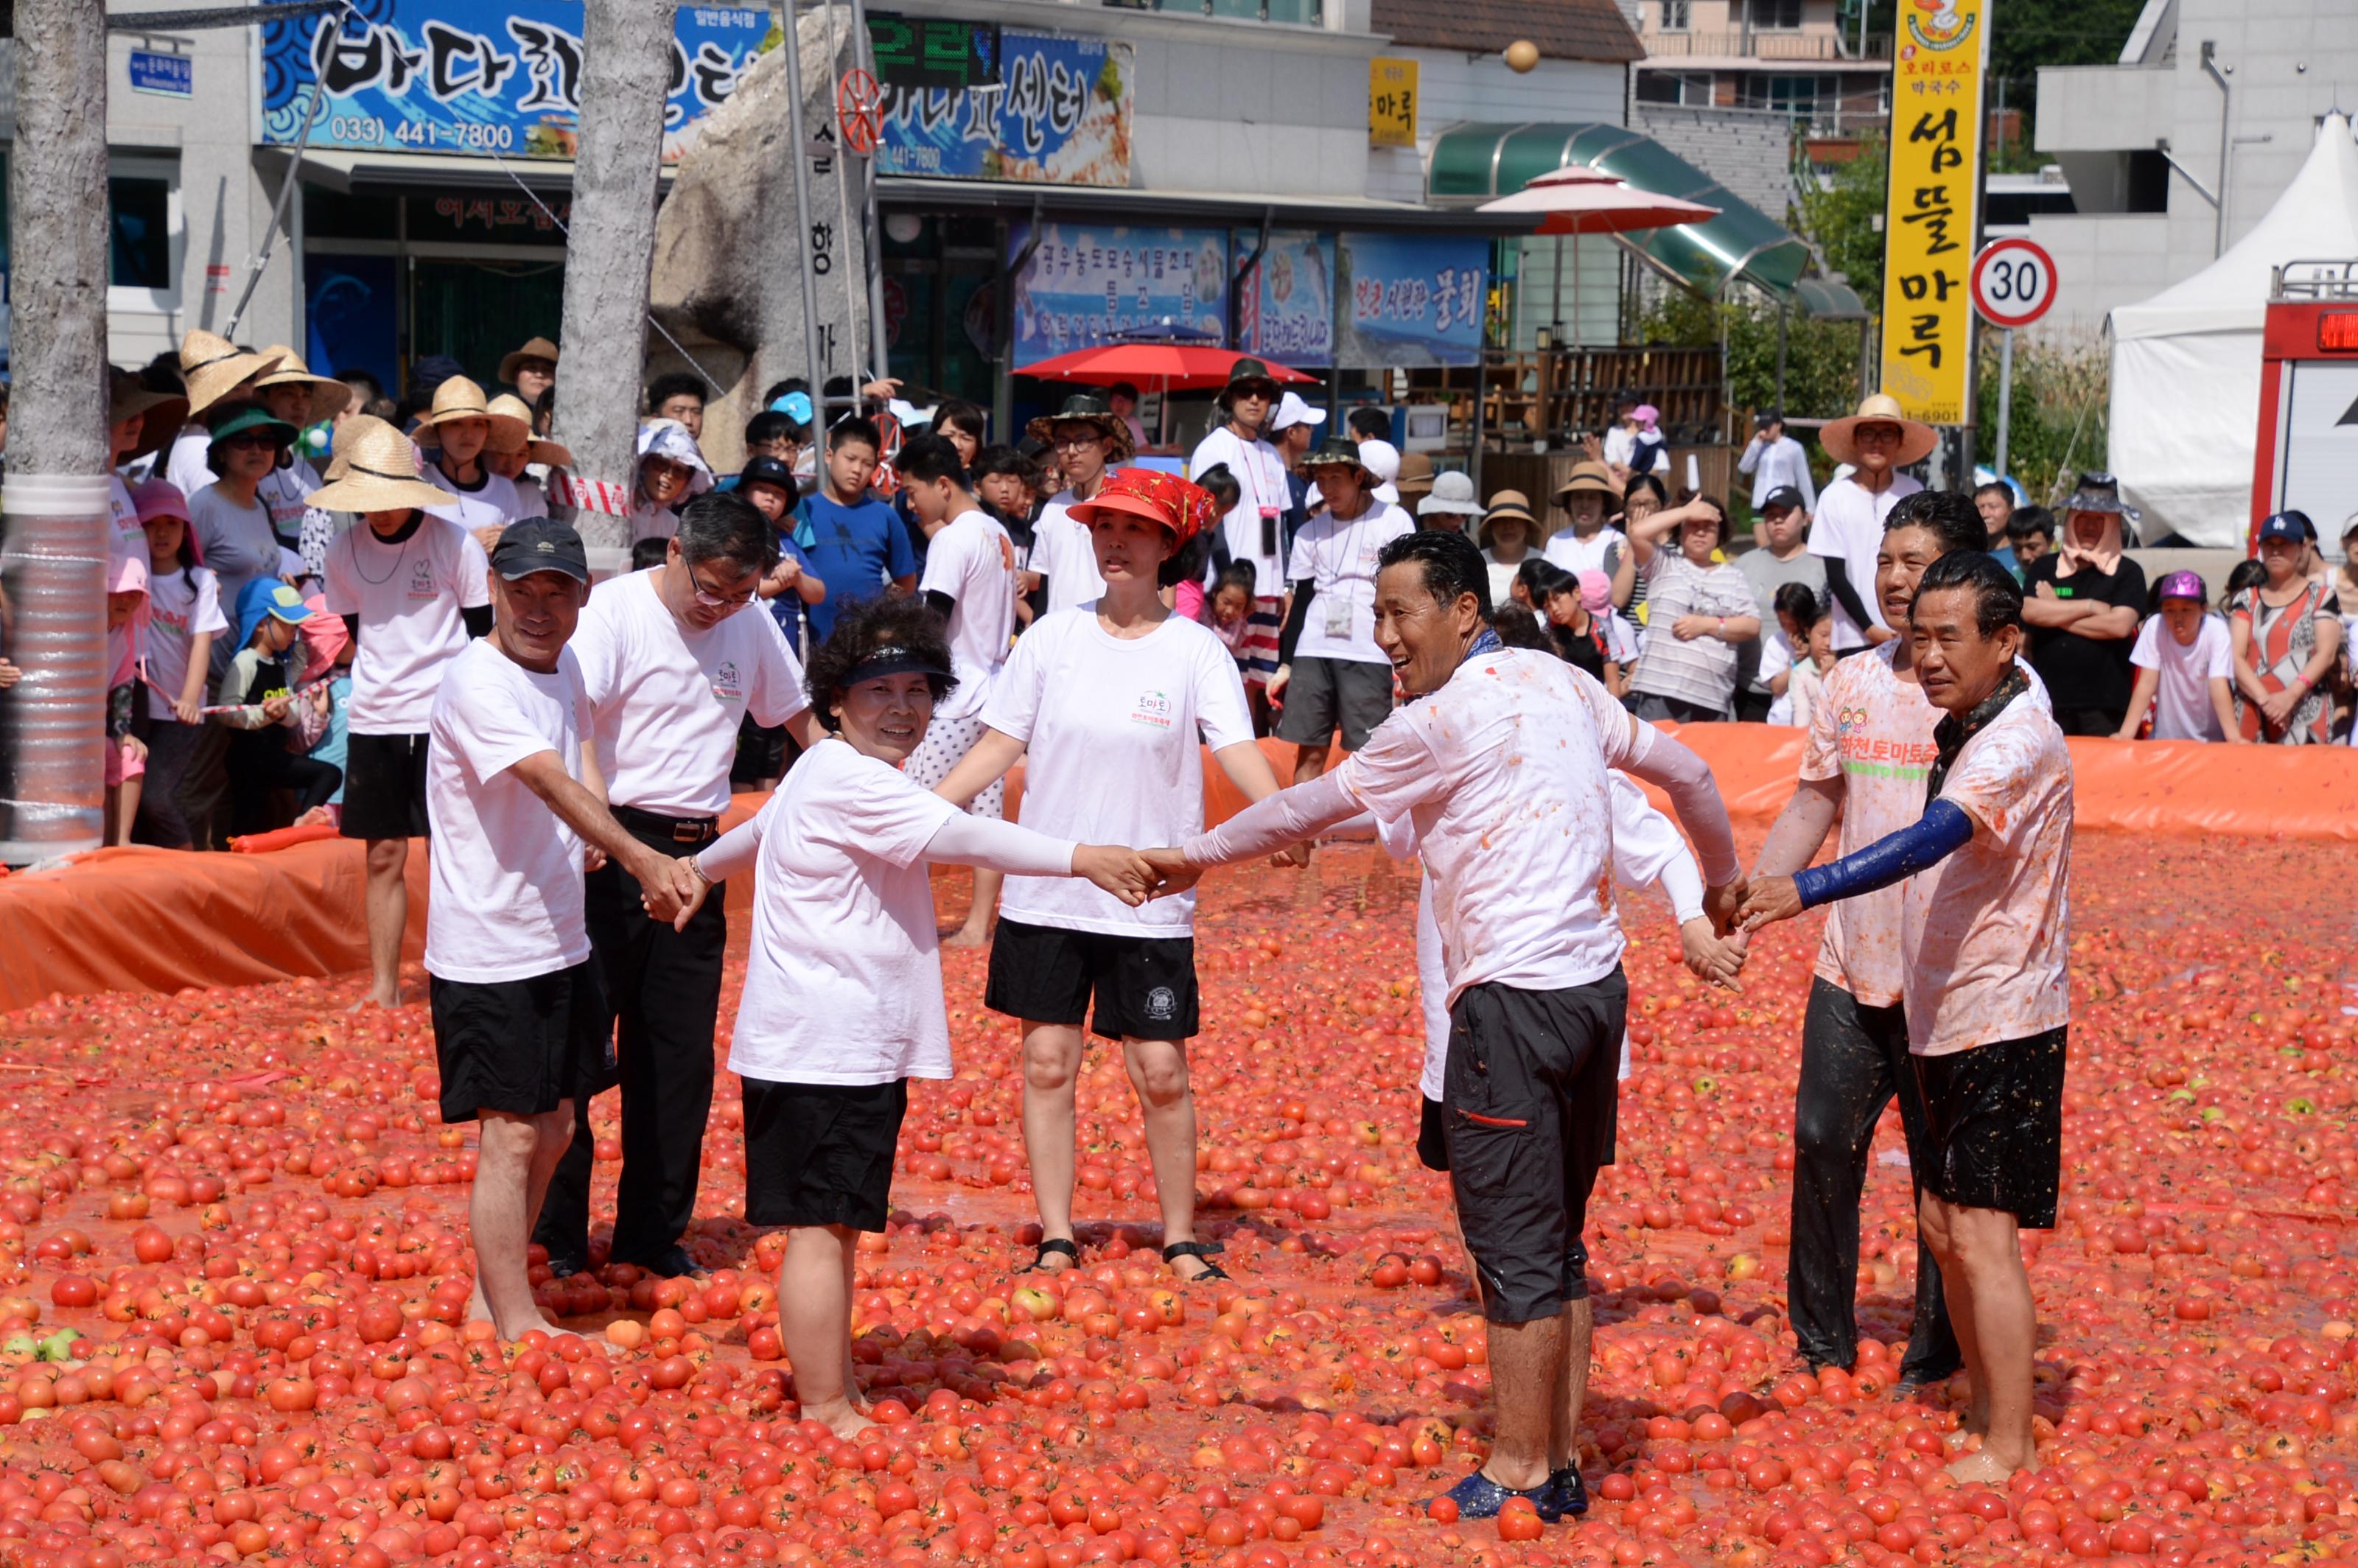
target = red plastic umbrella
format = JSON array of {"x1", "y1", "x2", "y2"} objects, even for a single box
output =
[
  {"x1": 1477, "y1": 166, "x2": 1721, "y2": 236},
  {"x1": 1019, "y1": 343, "x2": 1319, "y2": 392}
]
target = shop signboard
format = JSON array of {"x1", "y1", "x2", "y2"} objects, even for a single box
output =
[
  {"x1": 1007, "y1": 223, "x2": 1228, "y2": 369},
  {"x1": 1876, "y1": 0, "x2": 1989, "y2": 424},
  {"x1": 873, "y1": 29, "x2": 1133, "y2": 187},
  {"x1": 258, "y1": 4, "x2": 772, "y2": 163},
  {"x1": 1334, "y1": 233, "x2": 1486, "y2": 368},
  {"x1": 1234, "y1": 231, "x2": 1335, "y2": 364}
]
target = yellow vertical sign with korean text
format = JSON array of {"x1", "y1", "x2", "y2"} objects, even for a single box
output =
[
  {"x1": 1369, "y1": 57, "x2": 1418, "y2": 148},
  {"x1": 1877, "y1": 0, "x2": 1990, "y2": 425}
]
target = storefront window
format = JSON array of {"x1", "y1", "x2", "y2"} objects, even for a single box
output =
[
  {"x1": 108, "y1": 176, "x2": 172, "y2": 292},
  {"x1": 303, "y1": 186, "x2": 399, "y2": 242}
]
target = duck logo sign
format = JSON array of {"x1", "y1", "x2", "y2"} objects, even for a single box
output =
[{"x1": 1904, "y1": 0, "x2": 1977, "y2": 51}]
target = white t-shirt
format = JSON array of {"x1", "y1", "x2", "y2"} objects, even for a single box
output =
[
  {"x1": 1284, "y1": 501, "x2": 1414, "y2": 665},
  {"x1": 1335, "y1": 649, "x2": 1639, "y2": 1008},
  {"x1": 984, "y1": 607, "x2": 1255, "y2": 937},
  {"x1": 424, "y1": 639, "x2": 592, "y2": 984},
  {"x1": 256, "y1": 456, "x2": 326, "y2": 551},
  {"x1": 2130, "y1": 613, "x2": 2232, "y2": 741},
  {"x1": 165, "y1": 427, "x2": 217, "y2": 497},
  {"x1": 423, "y1": 461, "x2": 526, "y2": 536},
  {"x1": 322, "y1": 515, "x2": 491, "y2": 735},
  {"x1": 918, "y1": 508, "x2": 1018, "y2": 723},
  {"x1": 1807, "y1": 472, "x2": 1923, "y2": 651},
  {"x1": 724, "y1": 739, "x2": 968, "y2": 1086},
  {"x1": 1542, "y1": 526, "x2": 1627, "y2": 579},
  {"x1": 1191, "y1": 427, "x2": 1292, "y2": 598},
  {"x1": 1031, "y1": 493, "x2": 1107, "y2": 615},
  {"x1": 143, "y1": 565, "x2": 227, "y2": 719},
  {"x1": 570, "y1": 568, "x2": 810, "y2": 816}
]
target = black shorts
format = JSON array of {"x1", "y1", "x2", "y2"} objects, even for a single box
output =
[
  {"x1": 1418, "y1": 1095, "x2": 1449, "y2": 1172},
  {"x1": 1912, "y1": 1027, "x2": 2067, "y2": 1229},
  {"x1": 429, "y1": 961, "x2": 606, "y2": 1124},
  {"x1": 985, "y1": 917, "x2": 1198, "y2": 1041},
  {"x1": 741, "y1": 1077, "x2": 909, "y2": 1231},
  {"x1": 1274, "y1": 657, "x2": 1393, "y2": 752},
  {"x1": 340, "y1": 732, "x2": 431, "y2": 840},
  {"x1": 1443, "y1": 971, "x2": 1627, "y2": 1324}
]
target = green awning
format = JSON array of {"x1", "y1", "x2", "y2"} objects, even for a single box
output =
[{"x1": 1428, "y1": 121, "x2": 1812, "y2": 298}]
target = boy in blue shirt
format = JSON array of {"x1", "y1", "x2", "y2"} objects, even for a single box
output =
[
  {"x1": 740, "y1": 455, "x2": 826, "y2": 652},
  {"x1": 800, "y1": 416, "x2": 914, "y2": 639}
]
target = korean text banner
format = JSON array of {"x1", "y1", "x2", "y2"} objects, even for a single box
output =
[
  {"x1": 259, "y1": 3, "x2": 772, "y2": 163},
  {"x1": 875, "y1": 31, "x2": 1133, "y2": 187},
  {"x1": 1007, "y1": 225, "x2": 1229, "y2": 370},
  {"x1": 1336, "y1": 233, "x2": 1487, "y2": 368},
  {"x1": 1876, "y1": 0, "x2": 1988, "y2": 425},
  {"x1": 1234, "y1": 231, "x2": 1335, "y2": 364}
]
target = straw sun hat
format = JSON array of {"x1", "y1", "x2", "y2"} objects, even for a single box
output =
[
  {"x1": 253, "y1": 346, "x2": 351, "y2": 427},
  {"x1": 413, "y1": 376, "x2": 530, "y2": 449},
  {"x1": 1820, "y1": 392, "x2": 1937, "y2": 467},
  {"x1": 176, "y1": 330, "x2": 284, "y2": 417},
  {"x1": 487, "y1": 393, "x2": 573, "y2": 468},
  {"x1": 304, "y1": 421, "x2": 452, "y2": 513},
  {"x1": 322, "y1": 413, "x2": 391, "y2": 481},
  {"x1": 108, "y1": 369, "x2": 187, "y2": 462}
]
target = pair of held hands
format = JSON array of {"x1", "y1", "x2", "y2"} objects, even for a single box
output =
[{"x1": 1682, "y1": 877, "x2": 1816, "y2": 991}]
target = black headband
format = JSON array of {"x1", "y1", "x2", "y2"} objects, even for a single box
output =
[{"x1": 847, "y1": 645, "x2": 952, "y2": 685}]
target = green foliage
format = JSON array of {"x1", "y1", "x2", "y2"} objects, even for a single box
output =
[
  {"x1": 1637, "y1": 288, "x2": 1866, "y2": 424},
  {"x1": 1976, "y1": 330, "x2": 2110, "y2": 505},
  {"x1": 1797, "y1": 133, "x2": 1886, "y2": 313}
]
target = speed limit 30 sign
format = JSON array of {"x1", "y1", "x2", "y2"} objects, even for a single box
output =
[{"x1": 1970, "y1": 238, "x2": 2058, "y2": 330}]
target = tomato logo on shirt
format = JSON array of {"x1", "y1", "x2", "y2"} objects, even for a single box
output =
[
  {"x1": 1129, "y1": 690, "x2": 1174, "y2": 729},
  {"x1": 710, "y1": 660, "x2": 744, "y2": 706},
  {"x1": 407, "y1": 559, "x2": 438, "y2": 600}
]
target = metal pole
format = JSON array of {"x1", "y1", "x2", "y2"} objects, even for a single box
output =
[
  {"x1": 819, "y1": 0, "x2": 864, "y2": 391},
  {"x1": 227, "y1": 50, "x2": 329, "y2": 340},
  {"x1": 778, "y1": 1, "x2": 830, "y2": 418},
  {"x1": 844, "y1": 0, "x2": 894, "y2": 382},
  {"x1": 1993, "y1": 326, "x2": 2014, "y2": 480},
  {"x1": 1469, "y1": 351, "x2": 1488, "y2": 497},
  {"x1": 1774, "y1": 295, "x2": 1788, "y2": 414}
]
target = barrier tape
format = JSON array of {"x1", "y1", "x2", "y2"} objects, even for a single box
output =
[{"x1": 556, "y1": 475, "x2": 634, "y2": 518}]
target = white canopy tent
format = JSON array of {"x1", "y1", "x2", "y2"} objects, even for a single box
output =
[{"x1": 2108, "y1": 112, "x2": 2358, "y2": 546}]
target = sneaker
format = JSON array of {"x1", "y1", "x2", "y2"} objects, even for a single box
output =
[
  {"x1": 1432, "y1": 1469, "x2": 1561, "y2": 1523},
  {"x1": 543, "y1": 1256, "x2": 590, "y2": 1282},
  {"x1": 625, "y1": 1245, "x2": 706, "y2": 1280},
  {"x1": 1541, "y1": 1466, "x2": 1589, "y2": 1518}
]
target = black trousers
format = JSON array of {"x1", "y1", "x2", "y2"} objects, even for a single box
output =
[
  {"x1": 531, "y1": 812, "x2": 726, "y2": 1267},
  {"x1": 225, "y1": 741, "x2": 340, "y2": 836},
  {"x1": 1789, "y1": 976, "x2": 1961, "y2": 1382}
]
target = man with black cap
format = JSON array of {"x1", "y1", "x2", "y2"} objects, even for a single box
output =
[
  {"x1": 1274, "y1": 436, "x2": 1413, "y2": 800},
  {"x1": 1024, "y1": 392, "x2": 1132, "y2": 615},
  {"x1": 531, "y1": 492, "x2": 825, "y2": 1282},
  {"x1": 1738, "y1": 410, "x2": 1816, "y2": 513},
  {"x1": 1191, "y1": 358, "x2": 1292, "y2": 610},
  {"x1": 425, "y1": 518, "x2": 698, "y2": 1340},
  {"x1": 1735, "y1": 485, "x2": 1825, "y2": 722}
]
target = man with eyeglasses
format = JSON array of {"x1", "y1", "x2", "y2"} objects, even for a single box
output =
[
  {"x1": 1810, "y1": 393, "x2": 1934, "y2": 657},
  {"x1": 1022, "y1": 392, "x2": 1132, "y2": 616},
  {"x1": 531, "y1": 491, "x2": 825, "y2": 1284}
]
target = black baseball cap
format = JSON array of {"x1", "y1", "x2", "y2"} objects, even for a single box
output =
[
  {"x1": 1754, "y1": 409, "x2": 1784, "y2": 428},
  {"x1": 738, "y1": 455, "x2": 797, "y2": 496},
  {"x1": 490, "y1": 518, "x2": 590, "y2": 583},
  {"x1": 1760, "y1": 485, "x2": 1808, "y2": 513}
]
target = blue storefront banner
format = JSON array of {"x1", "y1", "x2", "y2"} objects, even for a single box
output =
[
  {"x1": 1008, "y1": 223, "x2": 1228, "y2": 369},
  {"x1": 1336, "y1": 233, "x2": 1488, "y2": 368},
  {"x1": 1234, "y1": 231, "x2": 1334, "y2": 365},
  {"x1": 259, "y1": 4, "x2": 772, "y2": 162},
  {"x1": 875, "y1": 30, "x2": 1133, "y2": 187}
]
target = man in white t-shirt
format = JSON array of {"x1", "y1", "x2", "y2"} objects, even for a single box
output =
[
  {"x1": 2119, "y1": 571, "x2": 2239, "y2": 742},
  {"x1": 532, "y1": 491, "x2": 822, "y2": 1284},
  {"x1": 424, "y1": 519, "x2": 698, "y2": 1342},
  {"x1": 1274, "y1": 436, "x2": 1413, "y2": 802},
  {"x1": 416, "y1": 377, "x2": 529, "y2": 552},
  {"x1": 316, "y1": 424, "x2": 494, "y2": 1011},
  {"x1": 1189, "y1": 357, "x2": 1292, "y2": 610},
  {"x1": 1808, "y1": 394, "x2": 1933, "y2": 654},
  {"x1": 1741, "y1": 553, "x2": 2071, "y2": 1485},
  {"x1": 1158, "y1": 531, "x2": 1743, "y2": 1523},
  {"x1": 898, "y1": 435, "x2": 1020, "y2": 946},
  {"x1": 1023, "y1": 392, "x2": 1128, "y2": 615},
  {"x1": 1737, "y1": 410, "x2": 1816, "y2": 513}
]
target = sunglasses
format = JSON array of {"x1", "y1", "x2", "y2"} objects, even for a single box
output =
[{"x1": 220, "y1": 432, "x2": 281, "y2": 452}]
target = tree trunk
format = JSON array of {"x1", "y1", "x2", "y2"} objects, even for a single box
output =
[
  {"x1": 555, "y1": 0, "x2": 676, "y2": 564},
  {"x1": 0, "y1": 0, "x2": 112, "y2": 862}
]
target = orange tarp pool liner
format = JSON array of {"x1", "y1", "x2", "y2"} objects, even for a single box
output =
[{"x1": 3, "y1": 727, "x2": 2354, "y2": 1012}]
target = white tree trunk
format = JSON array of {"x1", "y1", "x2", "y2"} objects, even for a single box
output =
[
  {"x1": 556, "y1": 0, "x2": 676, "y2": 559},
  {"x1": 0, "y1": 0, "x2": 112, "y2": 861}
]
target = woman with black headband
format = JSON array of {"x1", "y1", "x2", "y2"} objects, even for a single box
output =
[{"x1": 671, "y1": 595, "x2": 1153, "y2": 1439}]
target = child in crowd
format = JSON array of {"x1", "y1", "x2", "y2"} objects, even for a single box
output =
[
  {"x1": 1209, "y1": 561, "x2": 1269, "y2": 734},
  {"x1": 2119, "y1": 570, "x2": 2239, "y2": 742},
  {"x1": 1489, "y1": 601, "x2": 1547, "y2": 651},
  {"x1": 135, "y1": 480, "x2": 225, "y2": 850},
  {"x1": 629, "y1": 537, "x2": 671, "y2": 573},
  {"x1": 1174, "y1": 464, "x2": 1240, "y2": 623},
  {"x1": 1511, "y1": 557, "x2": 1567, "y2": 617},
  {"x1": 214, "y1": 580, "x2": 340, "y2": 837},
  {"x1": 741, "y1": 455, "x2": 826, "y2": 656},
  {"x1": 1541, "y1": 570, "x2": 1628, "y2": 696},
  {"x1": 103, "y1": 556, "x2": 150, "y2": 845},
  {"x1": 972, "y1": 445, "x2": 1040, "y2": 629},
  {"x1": 298, "y1": 600, "x2": 354, "y2": 825},
  {"x1": 2005, "y1": 506, "x2": 2053, "y2": 575},
  {"x1": 1767, "y1": 585, "x2": 1835, "y2": 730}
]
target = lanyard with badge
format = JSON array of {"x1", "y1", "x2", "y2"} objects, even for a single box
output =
[{"x1": 1236, "y1": 437, "x2": 1284, "y2": 561}]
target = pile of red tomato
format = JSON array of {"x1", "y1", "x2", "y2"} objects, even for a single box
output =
[{"x1": 0, "y1": 832, "x2": 2350, "y2": 1567}]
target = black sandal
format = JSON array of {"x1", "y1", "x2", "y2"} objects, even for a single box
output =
[
  {"x1": 1162, "y1": 1240, "x2": 1229, "y2": 1283},
  {"x1": 1025, "y1": 1237, "x2": 1080, "y2": 1273}
]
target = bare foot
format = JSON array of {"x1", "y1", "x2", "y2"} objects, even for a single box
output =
[
  {"x1": 803, "y1": 1399, "x2": 878, "y2": 1440},
  {"x1": 942, "y1": 923, "x2": 990, "y2": 949},
  {"x1": 466, "y1": 1281, "x2": 494, "y2": 1325},
  {"x1": 1945, "y1": 1446, "x2": 2025, "y2": 1485},
  {"x1": 348, "y1": 987, "x2": 402, "y2": 1012}
]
